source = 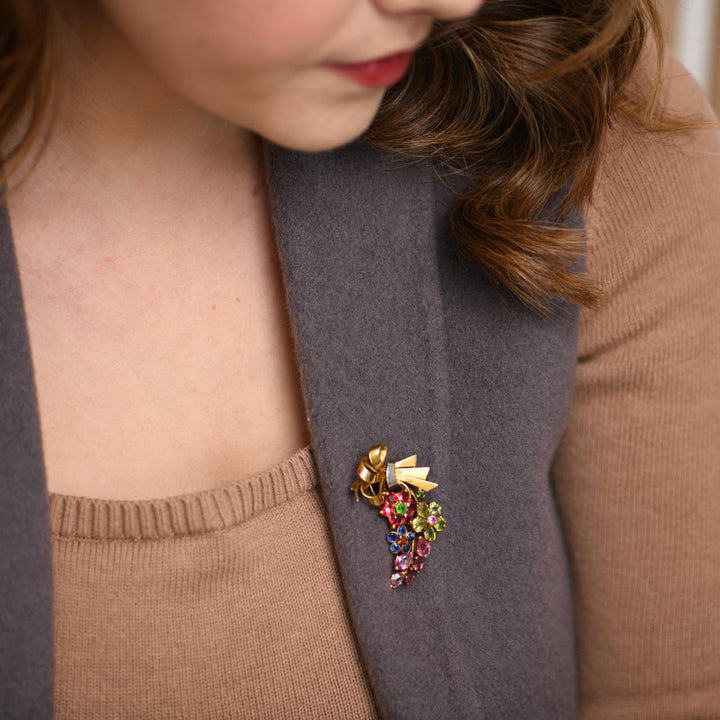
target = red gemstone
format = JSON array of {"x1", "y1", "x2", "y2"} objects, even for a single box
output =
[
  {"x1": 412, "y1": 558, "x2": 424, "y2": 572},
  {"x1": 380, "y1": 487, "x2": 417, "y2": 529},
  {"x1": 403, "y1": 570, "x2": 416, "y2": 584}
]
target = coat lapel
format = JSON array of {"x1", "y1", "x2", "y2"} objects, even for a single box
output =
[
  {"x1": 261, "y1": 138, "x2": 456, "y2": 718},
  {"x1": 0, "y1": 202, "x2": 54, "y2": 718},
  {"x1": 262, "y1": 137, "x2": 582, "y2": 720}
]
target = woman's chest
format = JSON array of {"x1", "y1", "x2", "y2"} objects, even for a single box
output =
[{"x1": 11, "y1": 207, "x2": 310, "y2": 500}]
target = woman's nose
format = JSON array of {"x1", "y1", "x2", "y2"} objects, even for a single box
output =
[{"x1": 374, "y1": 0, "x2": 484, "y2": 21}]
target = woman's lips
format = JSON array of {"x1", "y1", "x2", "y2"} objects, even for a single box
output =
[{"x1": 325, "y1": 51, "x2": 414, "y2": 88}]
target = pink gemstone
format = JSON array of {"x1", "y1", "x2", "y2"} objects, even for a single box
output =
[
  {"x1": 394, "y1": 552, "x2": 412, "y2": 571},
  {"x1": 389, "y1": 573, "x2": 403, "y2": 589},
  {"x1": 412, "y1": 558, "x2": 424, "y2": 572},
  {"x1": 428, "y1": 515, "x2": 438, "y2": 526},
  {"x1": 403, "y1": 570, "x2": 416, "y2": 585},
  {"x1": 416, "y1": 537, "x2": 431, "y2": 557}
]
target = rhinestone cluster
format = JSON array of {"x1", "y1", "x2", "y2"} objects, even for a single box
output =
[{"x1": 380, "y1": 488, "x2": 446, "y2": 588}]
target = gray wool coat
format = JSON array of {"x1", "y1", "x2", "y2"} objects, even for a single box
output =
[{"x1": 0, "y1": 137, "x2": 582, "y2": 719}]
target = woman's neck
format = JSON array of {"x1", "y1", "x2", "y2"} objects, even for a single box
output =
[{"x1": 9, "y1": 0, "x2": 261, "y2": 241}]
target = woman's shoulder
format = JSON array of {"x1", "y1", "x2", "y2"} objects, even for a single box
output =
[{"x1": 585, "y1": 50, "x2": 720, "y2": 297}]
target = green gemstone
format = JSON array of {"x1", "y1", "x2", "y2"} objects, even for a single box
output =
[
  {"x1": 394, "y1": 501, "x2": 408, "y2": 515},
  {"x1": 424, "y1": 526, "x2": 437, "y2": 542},
  {"x1": 417, "y1": 502, "x2": 430, "y2": 518},
  {"x1": 412, "y1": 517, "x2": 426, "y2": 533},
  {"x1": 428, "y1": 501, "x2": 441, "y2": 515},
  {"x1": 416, "y1": 489, "x2": 426, "y2": 499},
  {"x1": 435, "y1": 516, "x2": 447, "y2": 531}
]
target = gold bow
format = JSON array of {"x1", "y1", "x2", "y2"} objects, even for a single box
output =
[{"x1": 351, "y1": 444, "x2": 438, "y2": 506}]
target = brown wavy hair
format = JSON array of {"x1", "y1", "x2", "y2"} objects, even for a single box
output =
[
  {"x1": 0, "y1": 0, "x2": 689, "y2": 311},
  {"x1": 365, "y1": 0, "x2": 681, "y2": 311}
]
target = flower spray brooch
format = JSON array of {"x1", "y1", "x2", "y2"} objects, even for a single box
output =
[{"x1": 350, "y1": 445, "x2": 446, "y2": 588}]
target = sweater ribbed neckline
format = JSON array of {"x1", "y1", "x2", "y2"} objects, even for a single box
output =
[{"x1": 48, "y1": 444, "x2": 316, "y2": 541}]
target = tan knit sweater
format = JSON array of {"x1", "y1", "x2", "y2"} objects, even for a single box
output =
[
  {"x1": 49, "y1": 57, "x2": 720, "y2": 720},
  {"x1": 50, "y1": 446, "x2": 379, "y2": 719},
  {"x1": 552, "y1": 56, "x2": 720, "y2": 718}
]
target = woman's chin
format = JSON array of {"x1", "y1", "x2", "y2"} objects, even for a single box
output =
[{"x1": 249, "y1": 101, "x2": 382, "y2": 153}]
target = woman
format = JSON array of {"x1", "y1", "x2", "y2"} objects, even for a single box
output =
[{"x1": 1, "y1": 0, "x2": 718, "y2": 718}]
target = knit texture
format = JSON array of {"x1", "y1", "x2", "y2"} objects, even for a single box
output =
[
  {"x1": 50, "y1": 445, "x2": 378, "y2": 719},
  {"x1": 552, "y1": 56, "x2": 720, "y2": 718}
]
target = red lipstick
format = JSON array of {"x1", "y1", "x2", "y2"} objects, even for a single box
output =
[{"x1": 326, "y1": 51, "x2": 414, "y2": 88}]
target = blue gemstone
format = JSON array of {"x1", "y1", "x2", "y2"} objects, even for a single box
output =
[
  {"x1": 407, "y1": 532, "x2": 415, "y2": 540},
  {"x1": 387, "y1": 532, "x2": 399, "y2": 543},
  {"x1": 390, "y1": 543, "x2": 400, "y2": 553},
  {"x1": 397, "y1": 525, "x2": 407, "y2": 536},
  {"x1": 401, "y1": 543, "x2": 411, "y2": 553}
]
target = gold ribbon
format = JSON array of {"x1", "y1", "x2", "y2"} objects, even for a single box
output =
[{"x1": 351, "y1": 444, "x2": 438, "y2": 507}]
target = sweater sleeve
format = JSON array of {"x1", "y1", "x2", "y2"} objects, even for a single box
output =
[{"x1": 551, "y1": 54, "x2": 720, "y2": 719}]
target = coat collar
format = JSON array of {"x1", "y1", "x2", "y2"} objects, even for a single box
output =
[
  {"x1": 0, "y1": 200, "x2": 55, "y2": 717},
  {"x1": 261, "y1": 137, "x2": 456, "y2": 716}
]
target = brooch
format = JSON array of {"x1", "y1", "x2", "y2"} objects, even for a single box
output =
[{"x1": 350, "y1": 445, "x2": 446, "y2": 588}]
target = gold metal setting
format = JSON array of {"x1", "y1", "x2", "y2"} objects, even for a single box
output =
[{"x1": 351, "y1": 444, "x2": 438, "y2": 506}]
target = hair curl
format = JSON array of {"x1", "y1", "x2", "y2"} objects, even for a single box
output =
[
  {"x1": 0, "y1": 0, "x2": 53, "y2": 183},
  {"x1": 0, "y1": 0, "x2": 695, "y2": 311},
  {"x1": 365, "y1": 0, "x2": 677, "y2": 311}
]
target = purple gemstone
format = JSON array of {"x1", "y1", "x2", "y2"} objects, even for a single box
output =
[
  {"x1": 428, "y1": 515, "x2": 438, "y2": 526},
  {"x1": 412, "y1": 558, "x2": 424, "y2": 572},
  {"x1": 394, "y1": 552, "x2": 412, "y2": 571},
  {"x1": 389, "y1": 573, "x2": 403, "y2": 589},
  {"x1": 416, "y1": 537, "x2": 431, "y2": 557}
]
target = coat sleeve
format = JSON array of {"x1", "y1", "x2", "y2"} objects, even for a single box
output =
[{"x1": 550, "y1": 53, "x2": 720, "y2": 719}]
